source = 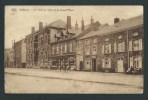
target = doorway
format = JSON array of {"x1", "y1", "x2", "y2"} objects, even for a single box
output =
[
  {"x1": 92, "y1": 59, "x2": 96, "y2": 71},
  {"x1": 80, "y1": 61, "x2": 83, "y2": 71},
  {"x1": 117, "y1": 58, "x2": 124, "y2": 72}
]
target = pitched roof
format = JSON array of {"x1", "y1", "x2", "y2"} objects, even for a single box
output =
[
  {"x1": 80, "y1": 15, "x2": 143, "y2": 40},
  {"x1": 49, "y1": 19, "x2": 67, "y2": 29}
]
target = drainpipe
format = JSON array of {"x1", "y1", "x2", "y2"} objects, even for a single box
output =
[{"x1": 127, "y1": 30, "x2": 129, "y2": 72}]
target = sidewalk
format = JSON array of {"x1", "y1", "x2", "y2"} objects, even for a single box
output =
[{"x1": 5, "y1": 68, "x2": 143, "y2": 88}]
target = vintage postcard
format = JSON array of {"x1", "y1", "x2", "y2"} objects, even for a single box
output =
[{"x1": 4, "y1": 6, "x2": 143, "y2": 94}]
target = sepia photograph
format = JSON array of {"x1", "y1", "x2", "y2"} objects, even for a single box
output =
[{"x1": 4, "y1": 6, "x2": 143, "y2": 94}]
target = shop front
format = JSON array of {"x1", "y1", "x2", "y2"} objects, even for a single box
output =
[{"x1": 51, "y1": 55, "x2": 76, "y2": 70}]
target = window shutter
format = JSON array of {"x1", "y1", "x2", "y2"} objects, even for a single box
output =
[
  {"x1": 114, "y1": 43, "x2": 117, "y2": 53},
  {"x1": 102, "y1": 45, "x2": 104, "y2": 54},
  {"x1": 109, "y1": 58, "x2": 111, "y2": 68},
  {"x1": 122, "y1": 42, "x2": 125, "y2": 52},
  {"x1": 102, "y1": 59, "x2": 105, "y2": 68},
  {"x1": 129, "y1": 41, "x2": 132, "y2": 51},
  {"x1": 139, "y1": 56, "x2": 142, "y2": 68},
  {"x1": 65, "y1": 44, "x2": 67, "y2": 53},
  {"x1": 139, "y1": 39, "x2": 143, "y2": 50},
  {"x1": 109, "y1": 44, "x2": 111, "y2": 53},
  {"x1": 130, "y1": 57, "x2": 133, "y2": 68}
]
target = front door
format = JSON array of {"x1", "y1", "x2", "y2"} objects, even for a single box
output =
[
  {"x1": 117, "y1": 58, "x2": 124, "y2": 72},
  {"x1": 80, "y1": 61, "x2": 83, "y2": 71},
  {"x1": 92, "y1": 59, "x2": 96, "y2": 71}
]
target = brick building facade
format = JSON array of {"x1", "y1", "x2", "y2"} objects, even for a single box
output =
[{"x1": 78, "y1": 15, "x2": 143, "y2": 73}]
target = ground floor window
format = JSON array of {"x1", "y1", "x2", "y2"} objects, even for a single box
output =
[
  {"x1": 85, "y1": 58, "x2": 90, "y2": 69},
  {"x1": 52, "y1": 58, "x2": 57, "y2": 66},
  {"x1": 102, "y1": 58, "x2": 111, "y2": 68},
  {"x1": 130, "y1": 56, "x2": 142, "y2": 68}
]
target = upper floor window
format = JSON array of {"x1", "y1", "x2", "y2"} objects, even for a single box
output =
[
  {"x1": 133, "y1": 40, "x2": 139, "y2": 51},
  {"x1": 64, "y1": 43, "x2": 67, "y2": 53},
  {"x1": 133, "y1": 32, "x2": 139, "y2": 36},
  {"x1": 52, "y1": 46, "x2": 55, "y2": 54},
  {"x1": 105, "y1": 38, "x2": 109, "y2": 42},
  {"x1": 105, "y1": 45, "x2": 109, "y2": 54},
  {"x1": 56, "y1": 45, "x2": 59, "y2": 54},
  {"x1": 118, "y1": 35, "x2": 122, "y2": 39},
  {"x1": 79, "y1": 41, "x2": 83, "y2": 46},
  {"x1": 92, "y1": 38, "x2": 97, "y2": 43},
  {"x1": 102, "y1": 44, "x2": 111, "y2": 54},
  {"x1": 69, "y1": 42, "x2": 73, "y2": 52},
  {"x1": 85, "y1": 46, "x2": 90, "y2": 55},
  {"x1": 85, "y1": 39, "x2": 90, "y2": 45},
  {"x1": 117, "y1": 42, "x2": 125, "y2": 52},
  {"x1": 77, "y1": 46, "x2": 81, "y2": 54},
  {"x1": 92, "y1": 45, "x2": 97, "y2": 55}
]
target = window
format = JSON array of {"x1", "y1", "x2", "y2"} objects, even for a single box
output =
[
  {"x1": 65, "y1": 43, "x2": 67, "y2": 53},
  {"x1": 114, "y1": 43, "x2": 117, "y2": 53},
  {"x1": 92, "y1": 38, "x2": 97, "y2": 43},
  {"x1": 85, "y1": 46, "x2": 90, "y2": 55},
  {"x1": 133, "y1": 32, "x2": 139, "y2": 36},
  {"x1": 79, "y1": 41, "x2": 83, "y2": 45},
  {"x1": 105, "y1": 38, "x2": 109, "y2": 42},
  {"x1": 85, "y1": 39, "x2": 90, "y2": 45},
  {"x1": 133, "y1": 40, "x2": 139, "y2": 51},
  {"x1": 85, "y1": 58, "x2": 90, "y2": 68},
  {"x1": 102, "y1": 58, "x2": 111, "y2": 68},
  {"x1": 56, "y1": 45, "x2": 59, "y2": 54},
  {"x1": 117, "y1": 42, "x2": 125, "y2": 52},
  {"x1": 52, "y1": 46, "x2": 55, "y2": 54},
  {"x1": 92, "y1": 45, "x2": 97, "y2": 55},
  {"x1": 105, "y1": 45, "x2": 109, "y2": 54},
  {"x1": 69, "y1": 42, "x2": 73, "y2": 52},
  {"x1": 129, "y1": 39, "x2": 143, "y2": 51},
  {"x1": 77, "y1": 46, "x2": 81, "y2": 54},
  {"x1": 118, "y1": 35, "x2": 122, "y2": 39},
  {"x1": 104, "y1": 44, "x2": 111, "y2": 54},
  {"x1": 61, "y1": 44, "x2": 63, "y2": 53},
  {"x1": 130, "y1": 56, "x2": 142, "y2": 68}
]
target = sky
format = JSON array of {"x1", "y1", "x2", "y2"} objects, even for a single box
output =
[{"x1": 5, "y1": 6, "x2": 143, "y2": 49}]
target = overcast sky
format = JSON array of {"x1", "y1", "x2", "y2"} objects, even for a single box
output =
[{"x1": 5, "y1": 6, "x2": 143, "y2": 48}]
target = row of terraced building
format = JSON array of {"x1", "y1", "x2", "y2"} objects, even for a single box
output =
[{"x1": 11, "y1": 15, "x2": 143, "y2": 73}]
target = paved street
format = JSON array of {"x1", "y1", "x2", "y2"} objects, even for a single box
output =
[{"x1": 5, "y1": 68, "x2": 143, "y2": 94}]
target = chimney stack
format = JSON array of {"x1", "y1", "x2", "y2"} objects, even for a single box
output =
[
  {"x1": 67, "y1": 16, "x2": 71, "y2": 29},
  {"x1": 81, "y1": 17, "x2": 84, "y2": 31},
  {"x1": 39, "y1": 22, "x2": 43, "y2": 30},
  {"x1": 91, "y1": 16, "x2": 94, "y2": 25},
  {"x1": 114, "y1": 18, "x2": 120, "y2": 24},
  {"x1": 75, "y1": 20, "x2": 78, "y2": 30},
  {"x1": 31, "y1": 27, "x2": 35, "y2": 33}
]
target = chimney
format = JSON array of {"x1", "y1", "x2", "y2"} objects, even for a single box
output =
[
  {"x1": 81, "y1": 17, "x2": 84, "y2": 31},
  {"x1": 31, "y1": 27, "x2": 35, "y2": 33},
  {"x1": 39, "y1": 22, "x2": 43, "y2": 30},
  {"x1": 91, "y1": 16, "x2": 94, "y2": 25},
  {"x1": 75, "y1": 20, "x2": 78, "y2": 30},
  {"x1": 67, "y1": 16, "x2": 71, "y2": 29},
  {"x1": 114, "y1": 18, "x2": 120, "y2": 24}
]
